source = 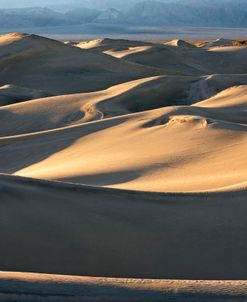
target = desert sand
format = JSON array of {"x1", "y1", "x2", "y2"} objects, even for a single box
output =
[
  {"x1": 0, "y1": 33, "x2": 247, "y2": 301},
  {"x1": 1, "y1": 272, "x2": 247, "y2": 302}
]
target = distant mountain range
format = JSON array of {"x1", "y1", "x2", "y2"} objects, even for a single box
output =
[
  {"x1": 0, "y1": 0, "x2": 247, "y2": 29},
  {"x1": 125, "y1": 0, "x2": 247, "y2": 27}
]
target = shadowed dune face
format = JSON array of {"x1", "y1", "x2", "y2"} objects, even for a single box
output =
[
  {"x1": 1, "y1": 174, "x2": 247, "y2": 279},
  {"x1": 0, "y1": 33, "x2": 247, "y2": 283},
  {"x1": 0, "y1": 84, "x2": 54, "y2": 106},
  {"x1": 0, "y1": 33, "x2": 161, "y2": 95},
  {"x1": 123, "y1": 45, "x2": 247, "y2": 75}
]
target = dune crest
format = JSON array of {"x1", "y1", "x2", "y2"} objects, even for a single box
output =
[{"x1": 164, "y1": 39, "x2": 195, "y2": 48}]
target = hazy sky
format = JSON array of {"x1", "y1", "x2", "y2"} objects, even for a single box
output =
[
  {"x1": 0, "y1": 0, "x2": 131, "y2": 8},
  {"x1": 0, "y1": 0, "x2": 175, "y2": 9},
  {"x1": 0, "y1": 0, "x2": 65, "y2": 7},
  {"x1": 0, "y1": 0, "x2": 234, "y2": 10}
]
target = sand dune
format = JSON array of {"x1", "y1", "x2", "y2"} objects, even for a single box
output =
[
  {"x1": 75, "y1": 38, "x2": 152, "y2": 51},
  {"x1": 164, "y1": 39, "x2": 195, "y2": 48},
  {"x1": 1, "y1": 74, "x2": 247, "y2": 136},
  {"x1": 0, "y1": 84, "x2": 54, "y2": 106},
  {"x1": 0, "y1": 173, "x2": 247, "y2": 280},
  {"x1": 104, "y1": 45, "x2": 153, "y2": 59},
  {"x1": 203, "y1": 38, "x2": 235, "y2": 49},
  {"x1": 75, "y1": 38, "x2": 156, "y2": 59},
  {"x1": 0, "y1": 102, "x2": 245, "y2": 192},
  {"x1": 123, "y1": 44, "x2": 247, "y2": 75},
  {"x1": 0, "y1": 33, "x2": 247, "y2": 299},
  {"x1": 194, "y1": 85, "x2": 247, "y2": 124},
  {"x1": 0, "y1": 33, "x2": 159, "y2": 95},
  {"x1": 1, "y1": 272, "x2": 247, "y2": 302},
  {"x1": 75, "y1": 37, "x2": 247, "y2": 75}
]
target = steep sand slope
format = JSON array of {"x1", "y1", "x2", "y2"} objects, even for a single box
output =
[
  {"x1": 1, "y1": 272, "x2": 247, "y2": 302},
  {"x1": 164, "y1": 39, "x2": 196, "y2": 48},
  {"x1": 0, "y1": 33, "x2": 159, "y2": 95},
  {"x1": 0, "y1": 174, "x2": 247, "y2": 279},
  {"x1": 1, "y1": 74, "x2": 247, "y2": 136}
]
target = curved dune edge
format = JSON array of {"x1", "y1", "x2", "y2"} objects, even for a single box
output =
[
  {"x1": 2, "y1": 99, "x2": 245, "y2": 193},
  {"x1": 1, "y1": 75, "x2": 247, "y2": 137},
  {"x1": 1, "y1": 173, "x2": 247, "y2": 195},
  {"x1": 0, "y1": 272, "x2": 247, "y2": 302}
]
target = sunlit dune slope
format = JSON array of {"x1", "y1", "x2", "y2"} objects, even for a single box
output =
[
  {"x1": 0, "y1": 89, "x2": 246, "y2": 192},
  {"x1": 0, "y1": 35, "x2": 246, "y2": 198},
  {"x1": 1, "y1": 74, "x2": 247, "y2": 136},
  {"x1": 164, "y1": 39, "x2": 196, "y2": 48},
  {"x1": 193, "y1": 85, "x2": 247, "y2": 124}
]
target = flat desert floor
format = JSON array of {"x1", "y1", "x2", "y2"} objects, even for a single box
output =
[{"x1": 0, "y1": 33, "x2": 247, "y2": 301}]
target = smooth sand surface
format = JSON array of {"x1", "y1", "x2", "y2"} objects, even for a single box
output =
[
  {"x1": 0, "y1": 33, "x2": 247, "y2": 300},
  {"x1": 0, "y1": 33, "x2": 160, "y2": 95},
  {"x1": 121, "y1": 43, "x2": 247, "y2": 75},
  {"x1": 0, "y1": 173, "x2": 247, "y2": 279},
  {"x1": 0, "y1": 104, "x2": 245, "y2": 192}
]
